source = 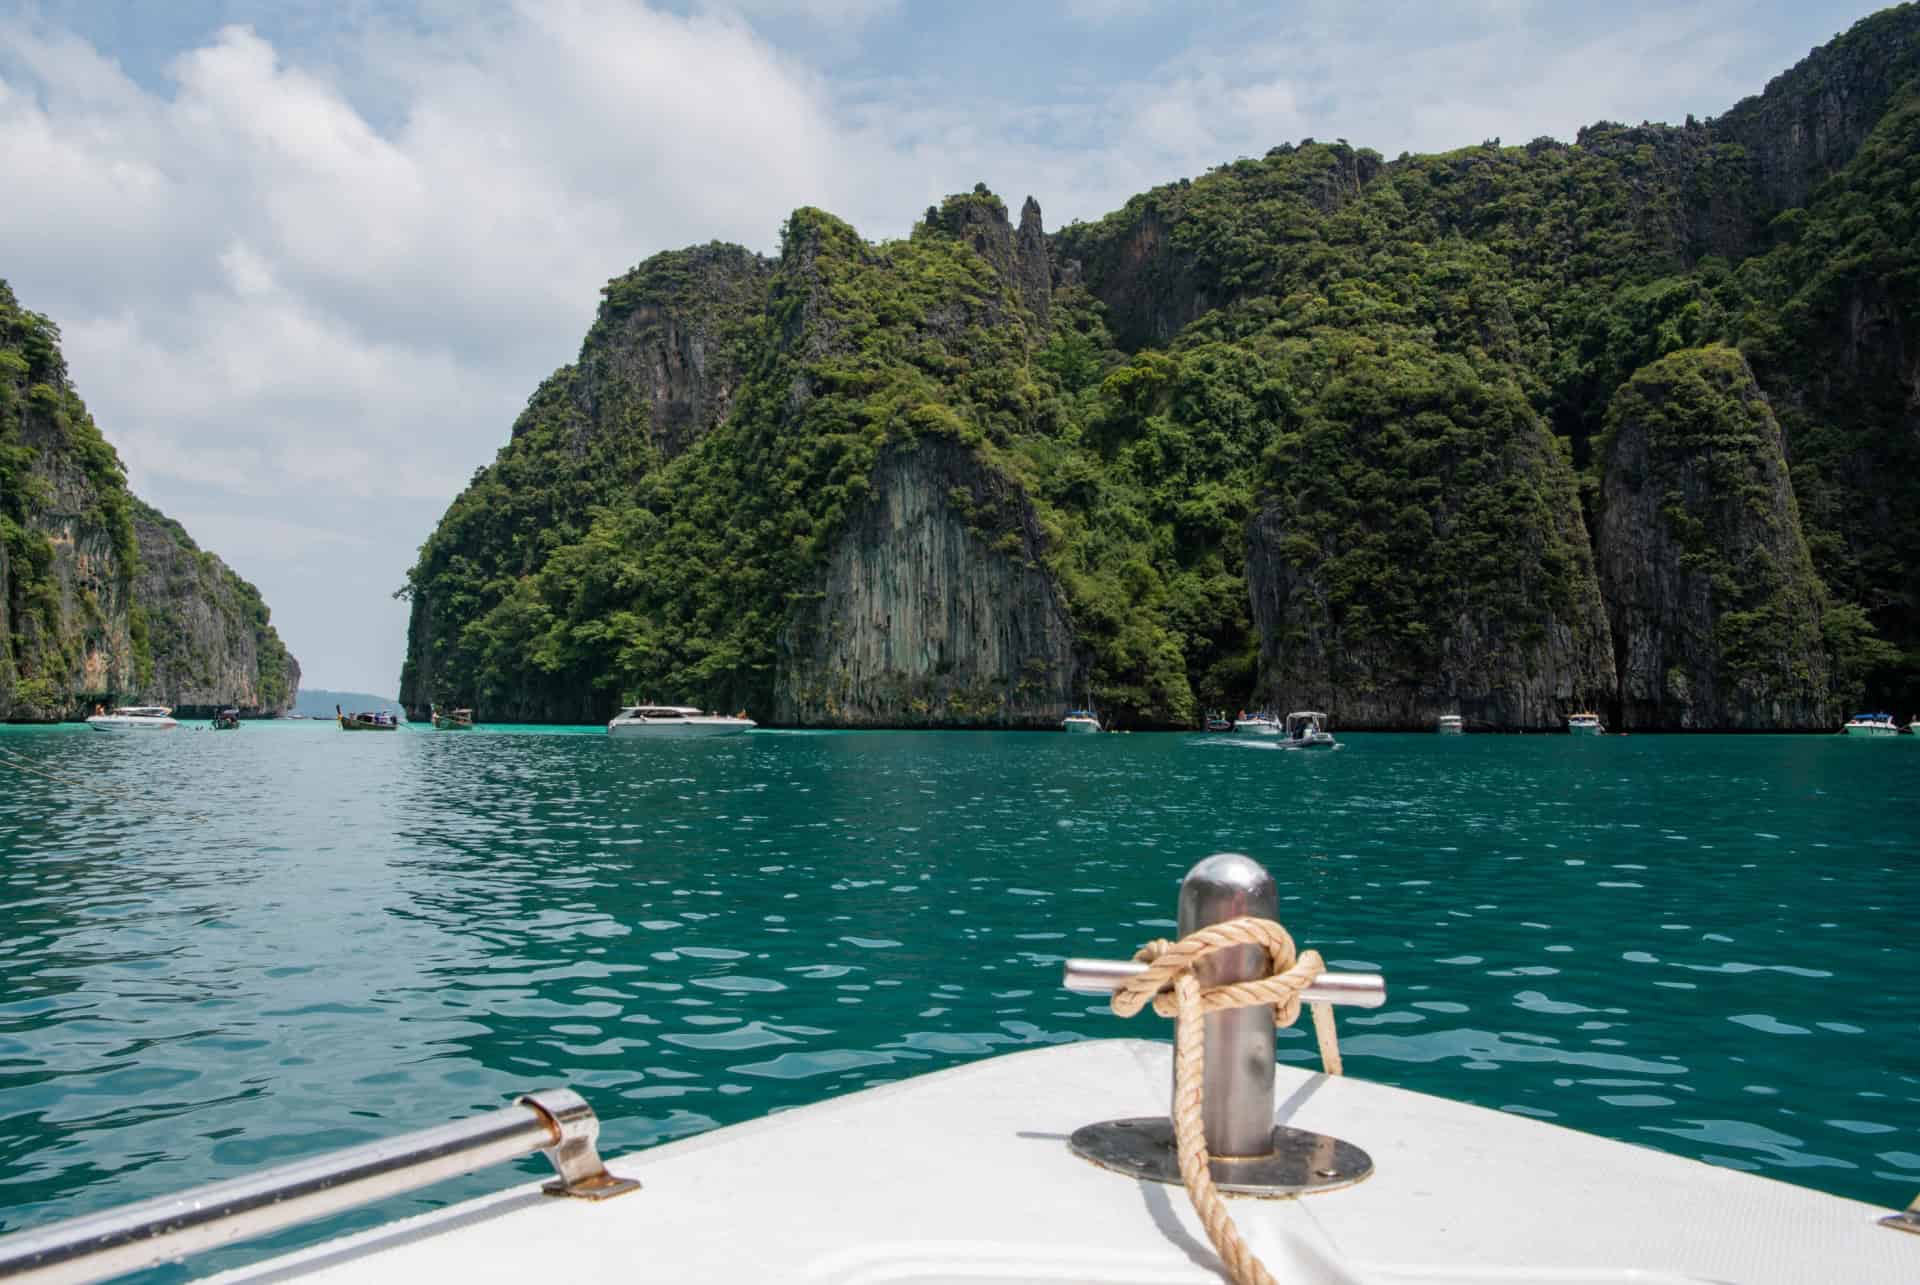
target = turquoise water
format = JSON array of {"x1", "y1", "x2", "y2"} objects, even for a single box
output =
[{"x1": 1, "y1": 722, "x2": 1916, "y2": 1277}]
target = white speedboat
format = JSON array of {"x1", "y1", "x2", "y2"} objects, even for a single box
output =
[
  {"x1": 1567, "y1": 711, "x2": 1604, "y2": 735},
  {"x1": 1282, "y1": 710, "x2": 1337, "y2": 749},
  {"x1": 1062, "y1": 709, "x2": 1102, "y2": 734},
  {"x1": 84, "y1": 705, "x2": 178, "y2": 731},
  {"x1": 606, "y1": 705, "x2": 754, "y2": 738},
  {"x1": 1843, "y1": 712, "x2": 1900, "y2": 736},
  {"x1": 1436, "y1": 714, "x2": 1464, "y2": 734},
  {"x1": 1231, "y1": 711, "x2": 1280, "y2": 735},
  {"x1": 4, "y1": 854, "x2": 1909, "y2": 1285}
]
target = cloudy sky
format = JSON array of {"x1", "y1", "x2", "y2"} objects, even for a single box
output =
[{"x1": 0, "y1": 0, "x2": 1880, "y2": 697}]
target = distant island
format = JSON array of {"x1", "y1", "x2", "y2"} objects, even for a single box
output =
[
  {"x1": 400, "y1": 7, "x2": 1920, "y2": 732},
  {"x1": 294, "y1": 689, "x2": 404, "y2": 719}
]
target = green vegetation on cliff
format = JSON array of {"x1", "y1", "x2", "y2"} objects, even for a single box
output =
[
  {"x1": 0, "y1": 279, "x2": 299, "y2": 719},
  {"x1": 402, "y1": 6, "x2": 1920, "y2": 727}
]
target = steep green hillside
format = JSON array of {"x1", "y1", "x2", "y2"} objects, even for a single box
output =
[
  {"x1": 402, "y1": 7, "x2": 1920, "y2": 728},
  {"x1": 0, "y1": 281, "x2": 299, "y2": 719}
]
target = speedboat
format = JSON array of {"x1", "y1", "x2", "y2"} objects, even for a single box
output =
[
  {"x1": 1567, "y1": 711, "x2": 1604, "y2": 735},
  {"x1": 84, "y1": 705, "x2": 177, "y2": 731},
  {"x1": 5, "y1": 852, "x2": 1907, "y2": 1284},
  {"x1": 1282, "y1": 710, "x2": 1338, "y2": 749},
  {"x1": 1843, "y1": 712, "x2": 1899, "y2": 736},
  {"x1": 1436, "y1": 714, "x2": 1464, "y2": 734},
  {"x1": 606, "y1": 705, "x2": 754, "y2": 738},
  {"x1": 1062, "y1": 709, "x2": 1102, "y2": 734},
  {"x1": 1231, "y1": 711, "x2": 1281, "y2": 735}
]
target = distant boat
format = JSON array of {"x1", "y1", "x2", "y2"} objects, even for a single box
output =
[
  {"x1": 1842, "y1": 712, "x2": 1899, "y2": 736},
  {"x1": 337, "y1": 704, "x2": 400, "y2": 731},
  {"x1": 1436, "y1": 714, "x2": 1464, "y2": 734},
  {"x1": 211, "y1": 709, "x2": 241, "y2": 731},
  {"x1": 432, "y1": 707, "x2": 476, "y2": 731},
  {"x1": 1062, "y1": 709, "x2": 1102, "y2": 734},
  {"x1": 1232, "y1": 711, "x2": 1281, "y2": 735},
  {"x1": 1203, "y1": 711, "x2": 1233, "y2": 733},
  {"x1": 607, "y1": 705, "x2": 754, "y2": 738},
  {"x1": 1567, "y1": 712, "x2": 1604, "y2": 735},
  {"x1": 1282, "y1": 710, "x2": 1337, "y2": 750},
  {"x1": 86, "y1": 706, "x2": 177, "y2": 732}
]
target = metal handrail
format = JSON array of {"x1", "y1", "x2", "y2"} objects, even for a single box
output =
[{"x1": 0, "y1": 1088, "x2": 638, "y2": 1285}]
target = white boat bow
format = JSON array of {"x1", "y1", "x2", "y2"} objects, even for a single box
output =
[{"x1": 188, "y1": 1038, "x2": 1913, "y2": 1284}]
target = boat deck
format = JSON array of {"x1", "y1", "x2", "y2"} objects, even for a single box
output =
[{"x1": 213, "y1": 1039, "x2": 1911, "y2": 1283}]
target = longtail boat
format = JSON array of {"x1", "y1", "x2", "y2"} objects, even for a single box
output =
[
  {"x1": 336, "y1": 704, "x2": 400, "y2": 731},
  {"x1": 431, "y1": 706, "x2": 475, "y2": 730}
]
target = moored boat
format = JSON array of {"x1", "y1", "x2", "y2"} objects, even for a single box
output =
[
  {"x1": 337, "y1": 705, "x2": 401, "y2": 731},
  {"x1": 1436, "y1": 713, "x2": 1464, "y2": 734},
  {"x1": 1282, "y1": 709, "x2": 1337, "y2": 749},
  {"x1": 1843, "y1": 712, "x2": 1900, "y2": 736},
  {"x1": 431, "y1": 706, "x2": 475, "y2": 730},
  {"x1": 1567, "y1": 711, "x2": 1604, "y2": 735},
  {"x1": 211, "y1": 708, "x2": 241, "y2": 731},
  {"x1": 1231, "y1": 710, "x2": 1280, "y2": 735},
  {"x1": 606, "y1": 705, "x2": 754, "y2": 738},
  {"x1": 1062, "y1": 708, "x2": 1102, "y2": 734},
  {"x1": 1203, "y1": 711, "x2": 1233, "y2": 733},
  {"x1": 84, "y1": 705, "x2": 177, "y2": 731}
]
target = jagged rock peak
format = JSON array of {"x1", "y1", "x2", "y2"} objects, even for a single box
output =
[{"x1": 923, "y1": 185, "x2": 1051, "y2": 330}]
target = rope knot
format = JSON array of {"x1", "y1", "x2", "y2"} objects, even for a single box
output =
[
  {"x1": 1106, "y1": 913, "x2": 1346, "y2": 1285},
  {"x1": 1109, "y1": 915, "x2": 1327, "y2": 1030}
]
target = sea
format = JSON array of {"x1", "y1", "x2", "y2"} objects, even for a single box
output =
[{"x1": 0, "y1": 721, "x2": 1915, "y2": 1278}]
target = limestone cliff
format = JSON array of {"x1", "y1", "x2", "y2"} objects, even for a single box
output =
[
  {"x1": 131, "y1": 502, "x2": 299, "y2": 716},
  {"x1": 1245, "y1": 343, "x2": 1615, "y2": 730},
  {"x1": 776, "y1": 440, "x2": 1079, "y2": 727},
  {"x1": 398, "y1": 243, "x2": 769, "y2": 718},
  {"x1": 1596, "y1": 348, "x2": 1831, "y2": 729},
  {"x1": 399, "y1": 6, "x2": 1920, "y2": 727},
  {"x1": 1054, "y1": 142, "x2": 1382, "y2": 351},
  {"x1": 0, "y1": 280, "x2": 298, "y2": 720}
]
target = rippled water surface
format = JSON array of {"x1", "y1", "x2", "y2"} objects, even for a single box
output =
[{"x1": 1, "y1": 723, "x2": 1916, "y2": 1276}]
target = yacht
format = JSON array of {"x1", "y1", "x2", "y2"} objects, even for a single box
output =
[
  {"x1": 606, "y1": 705, "x2": 755, "y2": 738},
  {"x1": 4, "y1": 852, "x2": 1906, "y2": 1284},
  {"x1": 84, "y1": 705, "x2": 177, "y2": 731},
  {"x1": 1282, "y1": 710, "x2": 1338, "y2": 749},
  {"x1": 1061, "y1": 709, "x2": 1102, "y2": 734},
  {"x1": 1231, "y1": 711, "x2": 1281, "y2": 735},
  {"x1": 1843, "y1": 712, "x2": 1900, "y2": 736},
  {"x1": 1567, "y1": 711, "x2": 1604, "y2": 735},
  {"x1": 1436, "y1": 713, "x2": 1464, "y2": 734}
]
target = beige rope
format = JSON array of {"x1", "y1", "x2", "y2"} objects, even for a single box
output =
[{"x1": 1110, "y1": 916, "x2": 1343, "y2": 1285}]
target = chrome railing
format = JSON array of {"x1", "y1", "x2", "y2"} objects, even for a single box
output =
[{"x1": 0, "y1": 1088, "x2": 638, "y2": 1285}]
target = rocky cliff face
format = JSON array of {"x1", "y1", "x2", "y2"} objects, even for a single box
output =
[
  {"x1": 0, "y1": 280, "x2": 298, "y2": 720},
  {"x1": 1245, "y1": 345, "x2": 1615, "y2": 730},
  {"x1": 400, "y1": 6, "x2": 1920, "y2": 728},
  {"x1": 776, "y1": 440, "x2": 1079, "y2": 726},
  {"x1": 1055, "y1": 142, "x2": 1382, "y2": 351},
  {"x1": 132, "y1": 503, "x2": 299, "y2": 716},
  {"x1": 399, "y1": 244, "x2": 770, "y2": 717},
  {"x1": 1713, "y1": 5, "x2": 1920, "y2": 215},
  {"x1": 574, "y1": 243, "x2": 772, "y2": 460},
  {"x1": 1597, "y1": 348, "x2": 1831, "y2": 729}
]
